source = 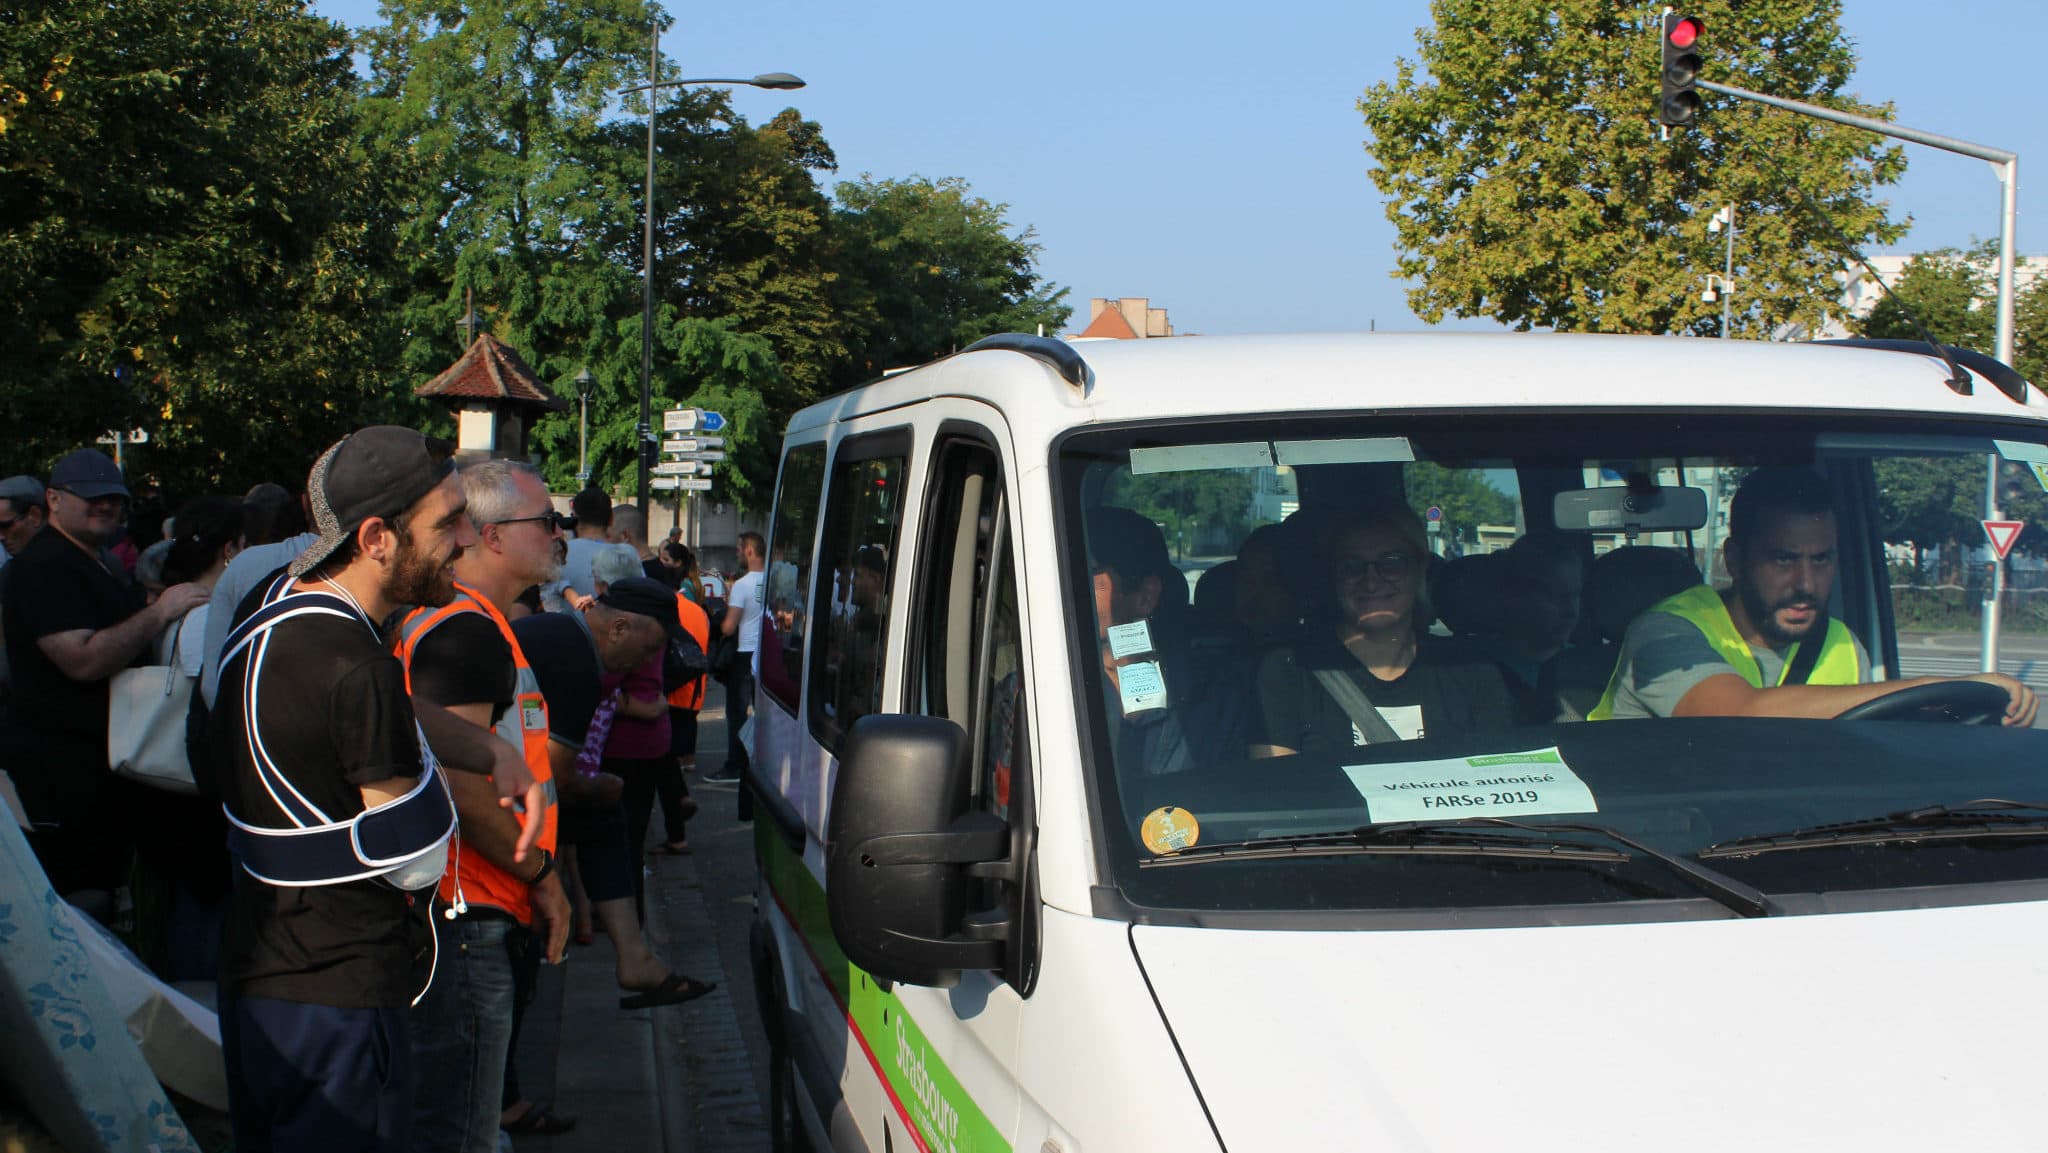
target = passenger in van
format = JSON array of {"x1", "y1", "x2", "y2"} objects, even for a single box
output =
[
  {"x1": 1251, "y1": 504, "x2": 1514, "y2": 755},
  {"x1": 1591, "y1": 467, "x2": 2039, "y2": 724},
  {"x1": 1438, "y1": 535, "x2": 1586, "y2": 723},
  {"x1": 1087, "y1": 507, "x2": 1247, "y2": 775}
]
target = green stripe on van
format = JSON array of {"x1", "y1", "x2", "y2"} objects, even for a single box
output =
[{"x1": 757, "y1": 818, "x2": 1011, "y2": 1153}]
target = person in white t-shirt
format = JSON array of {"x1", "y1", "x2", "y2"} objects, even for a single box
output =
[
  {"x1": 560, "y1": 487, "x2": 614, "y2": 602},
  {"x1": 709, "y1": 532, "x2": 765, "y2": 781}
]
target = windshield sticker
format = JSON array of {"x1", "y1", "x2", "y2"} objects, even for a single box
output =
[
  {"x1": 1343, "y1": 747, "x2": 1599, "y2": 824},
  {"x1": 1106, "y1": 619, "x2": 1155, "y2": 660},
  {"x1": 1129, "y1": 441, "x2": 1276, "y2": 475},
  {"x1": 1141, "y1": 806, "x2": 1201, "y2": 854},
  {"x1": 1274, "y1": 436, "x2": 1416, "y2": 465},
  {"x1": 1117, "y1": 660, "x2": 1169, "y2": 714}
]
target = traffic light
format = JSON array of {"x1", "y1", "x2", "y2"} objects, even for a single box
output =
[{"x1": 1659, "y1": 14, "x2": 1704, "y2": 128}]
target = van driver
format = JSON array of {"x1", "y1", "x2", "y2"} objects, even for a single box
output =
[{"x1": 1591, "y1": 467, "x2": 2038, "y2": 726}]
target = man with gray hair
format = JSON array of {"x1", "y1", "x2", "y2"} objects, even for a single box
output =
[{"x1": 393, "y1": 458, "x2": 572, "y2": 1152}]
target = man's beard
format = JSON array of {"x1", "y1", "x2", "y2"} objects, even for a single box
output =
[
  {"x1": 384, "y1": 527, "x2": 455, "y2": 607},
  {"x1": 1738, "y1": 579, "x2": 1821, "y2": 647}
]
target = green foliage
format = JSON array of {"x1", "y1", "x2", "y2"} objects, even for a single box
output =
[
  {"x1": 1106, "y1": 471, "x2": 1260, "y2": 560},
  {"x1": 1855, "y1": 243, "x2": 1995, "y2": 351},
  {"x1": 1405, "y1": 464, "x2": 1515, "y2": 543},
  {"x1": 3, "y1": 0, "x2": 1069, "y2": 513},
  {"x1": 1359, "y1": 0, "x2": 1906, "y2": 336},
  {"x1": 832, "y1": 176, "x2": 1072, "y2": 382},
  {"x1": 0, "y1": 0, "x2": 408, "y2": 490}
]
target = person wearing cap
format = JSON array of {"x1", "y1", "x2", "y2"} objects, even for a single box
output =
[
  {"x1": 0, "y1": 473, "x2": 50, "y2": 704},
  {"x1": 0, "y1": 473, "x2": 47, "y2": 563},
  {"x1": 0, "y1": 449, "x2": 209, "y2": 911},
  {"x1": 392, "y1": 459, "x2": 575, "y2": 1151},
  {"x1": 511, "y1": 576, "x2": 717, "y2": 1008},
  {"x1": 206, "y1": 426, "x2": 485, "y2": 1153}
]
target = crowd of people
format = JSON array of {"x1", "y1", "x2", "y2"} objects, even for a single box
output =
[{"x1": 0, "y1": 428, "x2": 762, "y2": 1153}]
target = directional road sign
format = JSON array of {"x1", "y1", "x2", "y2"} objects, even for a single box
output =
[
  {"x1": 682, "y1": 449, "x2": 726, "y2": 463},
  {"x1": 677, "y1": 477, "x2": 714, "y2": 491},
  {"x1": 652, "y1": 461, "x2": 698, "y2": 476},
  {"x1": 698, "y1": 411, "x2": 726, "y2": 433},
  {"x1": 651, "y1": 477, "x2": 683, "y2": 491},
  {"x1": 662, "y1": 437, "x2": 699, "y2": 454},
  {"x1": 662, "y1": 408, "x2": 699, "y2": 433},
  {"x1": 1984, "y1": 519, "x2": 2026, "y2": 561}
]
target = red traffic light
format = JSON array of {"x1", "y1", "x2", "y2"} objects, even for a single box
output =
[{"x1": 1668, "y1": 16, "x2": 1701, "y2": 48}]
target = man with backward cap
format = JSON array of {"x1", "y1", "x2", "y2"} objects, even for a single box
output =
[{"x1": 209, "y1": 427, "x2": 545, "y2": 1153}]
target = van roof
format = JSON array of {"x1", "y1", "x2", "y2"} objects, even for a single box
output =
[{"x1": 784, "y1": 333, "x2": 2048, "y2": 440}]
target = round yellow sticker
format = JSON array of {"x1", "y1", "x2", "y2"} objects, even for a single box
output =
[{"x1": 1141, "y1": 806, "x2": 1200, "y2": 855}]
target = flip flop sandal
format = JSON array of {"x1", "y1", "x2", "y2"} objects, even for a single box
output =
[
  {"x1": 502, "y1": 1104, "x2": 579, "y2": 1136},
  {"x1": 653, "y1": 841, "x2": 693, "y2": 856},
  {"x1": 618, "y1": 973, "x2": 717, "y2": 1009}
]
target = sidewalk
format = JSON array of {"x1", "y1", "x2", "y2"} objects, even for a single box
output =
[{"x1": 508, "y1": 686, "x2": 761, "y2": 1153}]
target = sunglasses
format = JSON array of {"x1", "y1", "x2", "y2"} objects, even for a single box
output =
[
  {"x1": 487, "y1": 512, "x2": 563, "y2": 531},
  {"x1": 1334, "y1": 552, "x2": 1413, "y2": 582}
]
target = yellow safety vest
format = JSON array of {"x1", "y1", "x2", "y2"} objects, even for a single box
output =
[{"x1": 1589, "y1": 584, "x2": 1860, "y2": 720}]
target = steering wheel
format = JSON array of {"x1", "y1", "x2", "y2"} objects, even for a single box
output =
[{"x1": 1834, "y1": 679, "x2": 2010, "y2": 725}]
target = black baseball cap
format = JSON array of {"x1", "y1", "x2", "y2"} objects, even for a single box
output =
[
  {"x1": 290, "y1": 427, "x2": 455, "y2": 577},
  {"x1": 48, "y1": 449, "x2": 128, "y2": 501},
  {"x1": 597, "y1": 576, "x2": 688, "y2": 645}
]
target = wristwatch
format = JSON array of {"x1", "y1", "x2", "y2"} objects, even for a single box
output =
[{"x1": 525, "y1": 848, "x2": 556, "y2": 887}]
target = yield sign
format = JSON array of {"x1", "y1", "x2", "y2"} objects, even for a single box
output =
[{"x1": 1983, "y1": 519, "x2": 2026, "y2": 561}]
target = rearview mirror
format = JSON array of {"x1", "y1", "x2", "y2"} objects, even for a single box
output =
[
  {"x1": 826, "y1": 714, "x2": 1014, "y2": 988},
  {"x1": 1553, "y1": 485, "x2": 1709, "y2": 536}
]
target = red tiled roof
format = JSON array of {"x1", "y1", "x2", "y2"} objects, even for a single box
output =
[
  {"x1": 1077, "y1": 306, "x2": 1139, "y2": 340},
  {"x1": 416, "y1": 333, "x2": 569, "y2": 411}
]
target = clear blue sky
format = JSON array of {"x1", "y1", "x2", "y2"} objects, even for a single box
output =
[{"x1": 312, "y1": 0, "x2": 2045, "y2": 336}]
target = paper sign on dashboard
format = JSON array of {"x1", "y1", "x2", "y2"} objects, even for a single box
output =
[{"x1": 1342, "y1": 747, "x2": 1598, "y2": 824}]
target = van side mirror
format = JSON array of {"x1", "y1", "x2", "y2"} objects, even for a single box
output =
[{"x1": 826, "y1": 714, "x2": 1014, "y2": 988}]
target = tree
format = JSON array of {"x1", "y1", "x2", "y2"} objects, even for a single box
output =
[
  {"x1": 1855, "y1": 243, "x2": 1994, "y2": 352},
  {"x1": 0, "y1": 0, "x2": 410, "y2": 492},
  {"x1": 1404, "y1": 464, "x2": 1515, "y2": 548},
  {"x1": 1359, "y1": 0, "x2": 1906, "y2": 336},
  {"x1": 832, "y1": 176, "x2": 1071, "y2": 384}
]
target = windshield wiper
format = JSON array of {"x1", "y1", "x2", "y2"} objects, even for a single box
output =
[
  {"x1": 1144, "y1": 817, "x2": 1771, "y2": 917},
  {"x1": 1698, "y1": 799, "x2": 2048, "y2": 860}
]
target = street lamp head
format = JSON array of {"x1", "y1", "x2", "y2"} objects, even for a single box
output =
[
  {"x1": 750, "y1": 72, "x2": 805, "y2": 90},
  {"x1": 574, "y1": 367, "x2": 594, "y2": 399}
]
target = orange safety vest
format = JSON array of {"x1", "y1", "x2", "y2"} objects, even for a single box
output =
[
  {"x1": 395, "y1": 581, "x2": 558, "y2": 924},
  {"x1": 669, "y1": 591, "x2": 710, "y2": 711}
]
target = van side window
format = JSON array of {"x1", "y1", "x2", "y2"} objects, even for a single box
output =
[
  {"x1": 910, "y1": 439, "x2": 1024, "y2": 817},
  {"x1": 761, "y1": 441, "x2": 826, "y2": 714},
  {"x1": 809, "y1": 437, "x2": 910, "y2": 751}
]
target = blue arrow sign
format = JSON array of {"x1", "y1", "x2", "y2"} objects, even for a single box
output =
[{"x1": 698, "y1": 411, "x2": 726, "y2": 433}]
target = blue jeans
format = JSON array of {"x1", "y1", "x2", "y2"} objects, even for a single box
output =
[
  {"x1": 409, "y1": 913, "x2": 516, "y2": 1153},
  {"x1": 222, "y1": 991, "x2": 413, "y2": 1153}
]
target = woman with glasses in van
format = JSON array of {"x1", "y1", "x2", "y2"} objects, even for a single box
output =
[{"x1": 1250, "y1": 504, "x2": 1513, "y2": 757}]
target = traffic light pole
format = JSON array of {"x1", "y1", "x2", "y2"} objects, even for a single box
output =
[{"x1": 1695, "y1": 77, "x2": 2020, "y2": 673}]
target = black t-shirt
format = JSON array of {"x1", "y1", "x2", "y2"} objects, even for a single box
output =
[
  {"x1": 1, "y1": 527, "x2": 146, "y2": 811},
  {"x1": 642, "y1": 558, "x2": 680, "y2": 589},
  {"x1": 1253, "y1": 631, "x2": 1515, "y2": 755},
  {"x1": 408, "y1": 610, "x2": 516, "y2": 726},
  {"x1": 511, "y1": 611, "x2": 603, "y2": 747},
  {"x1": 211, "y1": 572, "x2": 431, "y2": 1008}
]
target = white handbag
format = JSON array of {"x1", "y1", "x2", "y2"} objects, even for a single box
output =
[{"x1": 108, "y1": 625, "x2": 199, "y2": 795}]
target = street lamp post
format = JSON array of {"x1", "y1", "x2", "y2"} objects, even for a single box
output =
[
  {"x1": 621, "y1": 21, "x2": 803, "y2": 518},
  {"x1": 573, "y1": 367, "x2": 594, "y2": 484},
  {"x1": 1707, "y1": 205, "x2": 1735, "y2": 339}
]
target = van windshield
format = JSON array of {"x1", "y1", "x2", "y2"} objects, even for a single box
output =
[{"x1": 1058, "y1": 411, "x2": 2048, "y2": 921}]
